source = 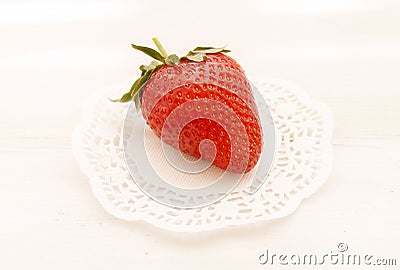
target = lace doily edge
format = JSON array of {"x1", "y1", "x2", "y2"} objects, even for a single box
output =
[{"x1": 71, "y1": 78, "x2": 334, "y2": 232}]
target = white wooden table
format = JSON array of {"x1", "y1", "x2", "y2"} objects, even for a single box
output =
[{"x1": 1, "y1": 0, "x2": 399, "y2": 269}]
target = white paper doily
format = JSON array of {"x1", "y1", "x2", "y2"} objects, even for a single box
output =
[{"x1": 72, "y1": 79, "x2": 333, "y2": 232}]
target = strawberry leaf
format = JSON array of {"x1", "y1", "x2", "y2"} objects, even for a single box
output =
[
  {"x1": 131, "y1": 44, "x2": 165, "y2": 62},
  {"x1": 108, "y1": 91, "x2": 133, "y2": 102},
  {"x1": 192, "y1": 46, "x2": 214, "y2": 50},
  {"x1": 181, "y1": 46, "x2": 230, "y2": 63},
  {"x1": 193, "y1": 46, "x2": 230, "y2": 54},
  {"x1": 111, "y1": 62, "x2": 161, "y2": 104},
  {"x1": 139, "y1": 60, "x2": 162, "y2": 75},
  {"x1": 184, "y1": 51, "x2": 206, "y2": 62},
  {"x1": 133, "y1": 92, "x2": 141, "y2": 111},
  {"x1": 165, "y1": 54, "x2": 180, "y2": 66},
  {"x1": 109, "y1": 76, "x2": 141, "y2": 103}
]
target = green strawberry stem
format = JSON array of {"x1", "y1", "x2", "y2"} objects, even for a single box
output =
[
  {"x1": 152, "y1": 37, "x2": 168, "y2": 59},
  {"x1": 110, "y1": 38, "x2": 231, "y2": 106}
]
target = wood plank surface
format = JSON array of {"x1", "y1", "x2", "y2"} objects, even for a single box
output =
[{"x1": 1, "y1": 0, "x2": 399, "y2": 269}]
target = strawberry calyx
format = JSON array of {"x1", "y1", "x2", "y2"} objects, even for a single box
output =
[{"x1": 110, "y1": 38, "x2": 230, "y2": 110}]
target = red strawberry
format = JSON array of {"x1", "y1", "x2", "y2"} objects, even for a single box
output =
[{"x1": 113, "y1": 38, "x2": 262, "y2": 174}]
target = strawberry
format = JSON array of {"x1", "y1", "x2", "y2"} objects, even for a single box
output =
[{"x1": 113, "y1": 38, "x2": 262, "y2": 174}]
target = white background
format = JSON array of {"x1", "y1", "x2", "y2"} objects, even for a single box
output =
[{"x1": 1, "y1": 0, "x2": 399, "y2": 269}]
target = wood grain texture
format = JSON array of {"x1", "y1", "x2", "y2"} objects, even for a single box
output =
[{"x1": 0, "y1": 0, "x2": 399, "y2": 269}]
